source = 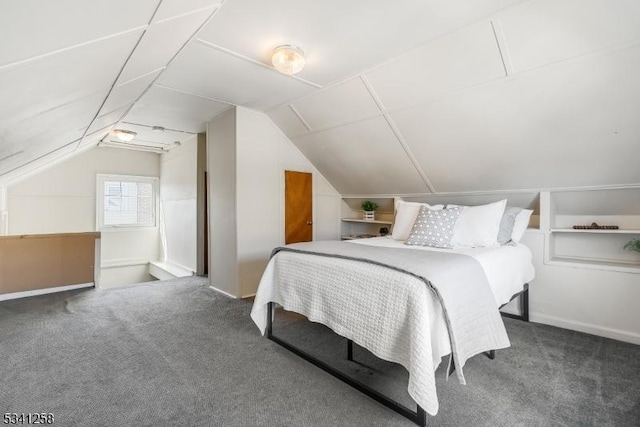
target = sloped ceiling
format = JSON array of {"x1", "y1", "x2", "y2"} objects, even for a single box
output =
[{"x1": 1, "y1": 0, "x2": 639, "y2": 194}]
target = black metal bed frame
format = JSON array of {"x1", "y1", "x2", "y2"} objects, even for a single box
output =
[{"x1": 266, "y1": 283, "x2": 529, "y2": 426}]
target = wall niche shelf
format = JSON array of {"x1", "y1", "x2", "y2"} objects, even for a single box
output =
[
  {"x1": 541, "y1": 187, "x2": 640, "y2": 274},
  {"x1": 341, "y1": 218, "x2": 393, "y2": 225},
  {"x1": 340, "y1": 197, "x2": 394, "y2": 240},
  {"x1": 546, "y1": 256, "x2": 640, "y2": 274},
  {"x1": 550, "y1": 228, "x2": 640, "y2": 234}
]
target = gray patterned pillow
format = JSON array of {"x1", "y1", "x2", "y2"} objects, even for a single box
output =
[
  {"x1": 406, "y1": 206, "x2": 462, "y2": 248},
  {"x1": 497, "y1": 207, "x2": 523, "y2": 246}
]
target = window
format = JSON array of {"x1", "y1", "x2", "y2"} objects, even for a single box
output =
[{"x1": 96, "y1": 174, "x2": 158, "y2": 230}]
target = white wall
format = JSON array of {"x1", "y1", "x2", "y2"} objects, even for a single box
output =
[
  {"x1": 160, "y1": 135, "x2": 197, "y2": 272},
  {"x1": 7, "y1": 146, "x2": 161, "y2": 288},
  {"x1": 235, "y1": 108, "x2": 280, "y2": 298},
  {"x1": 208, "y1": 108, "x2": 239, "y2": 297},
  {"x1": 0, "y1": 186, "x2": 8, "y2": 235},
  {"x1": 519, "y1": 231, "x2": 640, "y2": 345},
  {"x1": 207, "y1": 107, "x2": 341, "y2": 298}
]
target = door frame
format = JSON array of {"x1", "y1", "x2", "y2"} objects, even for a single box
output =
[{"x1": 196, "y1": 133, "x2": 208, "y2": 276}]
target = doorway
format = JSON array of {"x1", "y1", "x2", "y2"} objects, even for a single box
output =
[
  {"x1": 284, "y1": 170, "x2": 313, "y2": 244},
  {"x1": 197, "y1": 133, "x2": 208, "y2": 276}
]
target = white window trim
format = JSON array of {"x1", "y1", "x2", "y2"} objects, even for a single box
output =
[{"x1": 96, "y1": 174, "x2": 159, "y2": 231}]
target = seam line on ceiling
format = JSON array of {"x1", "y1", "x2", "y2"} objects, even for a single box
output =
[
  {"x1": 0, "y1": 26, "x2": 147, "y2": 73},
  {"x1": 153, "y1": 4, "x2": 219, "y2": 25},
  {"x1": 0, "y1": 138, "x2": 81, "y2": 179},
  {"x1": 490, "y1": 20, "x2": 513, "y2": 77},
  {"x1": 76, "y1": 0, "x2": 166, "y2": 149},
  {"x1": 122, "y1": 121, "x2": 196, "y2": 135},
  {"x1": 513, "y1": 37, "x2": 640, "y2": 76},
  {"x1": 93, "y1": 103, "x2": 134, "y2": 124},
  {"x1": 148, "y1": 0, "x2": 165, "y2": 24},
  {"x1": 87, "y1": 122, "x2": 119, "y2": 138},
  {"x1": 288, "y1": 105, "x2": 312, "y2": 131},
  {"x1": 288, "y1": 112, "x2": 383, "y2": 138},
  {"x1": 115, "y1": 67, "x2": 165, "y2": 88},
  {"x1": 290, "y1": 0, "x2": 531, "y2": 94},
  {"x1": 266, "y1": 3, "x2": 639, "y2": 115},
  {"x1": 76, "y1": 21, "x2": 152, "y2": 150},
  {"x1": 193, "y1": 39, "x2": 323, "y2": 89},
  {"x1": 81, "y1": 0, "x2": 164, "y2": 147},
  {"x1": 358, "y1": 74, "x2": 386, "y2": 113},
  {"x1": 91, "y1": 3, "x2": 226, "y2": 146},
  {"x1": 79, "y1": 0, "x2": 164, "y2": 151},
  {"x1": 153, "y1": 84, "x2": 234, "y2": 105},
  {"x1": 0, "y1": 151, "x2": 24, "y2": 163},
  {"x1": 282, "y1": 29, "x2": 640, "y2": 138},
  {"x1": 382, "y1": 114, "x2": 436, "y2": 194},
  {"x1": 342, "y1": 183, "x2": 640, "y2": 199}
]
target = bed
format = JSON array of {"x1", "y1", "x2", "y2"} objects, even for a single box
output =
[{"x1": 251, "y1": 201, "x2": 535, "y2": 425}]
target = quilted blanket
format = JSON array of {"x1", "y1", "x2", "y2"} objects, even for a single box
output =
[{"x1": 250, "y1": 240, "x2": 510, "y2": 415}]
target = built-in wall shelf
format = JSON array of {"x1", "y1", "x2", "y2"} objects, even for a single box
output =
[
  {"x1": 341, "y1": 218, "x2": 393, "y2": 225},
  {"x1": 541, "y1": 187, "x2": 640, "y2": 274},
  {"x1": 547, "y1": 257, "x2": 640, "y2": 274},
  {"x1": 341, "y1": 235, "x2": 378, "y2": 241},
  {"x1": 340, "y1": 197, "x2": 394, "y2": 239},
  {"x1": 550, "y1": 228, "x2": 640, "y2": 234}
]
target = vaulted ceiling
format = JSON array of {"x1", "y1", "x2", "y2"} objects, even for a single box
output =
[{"x1": 1, "y1": 0, "x2": 639, "y2": 193}]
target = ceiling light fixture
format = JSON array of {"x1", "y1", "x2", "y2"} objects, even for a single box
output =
[
  {"x1": 112, "y1": 129, "x2": 137, "y2": 142},
  {"x1": 271, "y1": 45, "x2": 305, "y2": 75}
]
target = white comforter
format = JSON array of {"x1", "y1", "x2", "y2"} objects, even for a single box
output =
[
  {"x1": 250, "y1": 237, "x2": 535, "y2": 415},
  {"x1": 352, "y1": 237, "x2": 536, "y2": 307}
]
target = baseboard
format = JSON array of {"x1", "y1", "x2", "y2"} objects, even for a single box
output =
[
  {"x1": 500, "y1": 306, "x2": 519, "y2": 316},
  {"x1": 101, "y1": 258, "x2": 149, "y2": 269},
  {"x1": 241, "y1": 292, "x2": 256, "y2": 299},
  {"x1": 0, "y1": 282, "x2": 94, "y2": 301},
  {"x1": 530, "y1": 312, "x2": 640, "y2": 345},
  {"x1": 149, "y1": 261, "x2": 194, "y2": 280},
  {"x1": 208, "y1": 285, "x2": 237, "y2": 299}
]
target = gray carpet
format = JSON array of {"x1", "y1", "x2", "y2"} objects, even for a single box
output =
[{"x1": 0, "y1": 277, "x2": 638, "y2": 427}]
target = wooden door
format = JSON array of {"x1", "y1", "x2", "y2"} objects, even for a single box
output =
[{"x1": 285, "y1": 170, "x2": 313, "y2": 244}]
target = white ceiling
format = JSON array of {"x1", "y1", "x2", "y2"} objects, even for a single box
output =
[{"x1": 1, "y1": 0, "x2": 639, "y2": 193}]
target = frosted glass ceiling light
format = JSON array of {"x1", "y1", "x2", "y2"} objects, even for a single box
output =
[
  {"x1": 113, "y1": 129, "x2": 137, "y2": 142},
  {"x1": 272, "y1": 45, "x2": 305, "y2": 75}
]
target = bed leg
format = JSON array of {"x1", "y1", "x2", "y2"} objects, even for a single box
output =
[
  {"x1": 522, "y1": 285, "x2": 529, "y2": 322},
  {"x1": 488, "y1": 350, "x2": 496, "y2": 360},
  {"x1": 417, "y1": 406, "x2": 426, "y2": 427},
  {"x1": 347, "y1": 339, "x2": 354, "y2": 361},
  {"x1": 266, "y1": 302, "x2": 273, "y2": 338}
]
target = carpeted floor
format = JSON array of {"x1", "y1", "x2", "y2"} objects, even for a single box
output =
[{"x1": 0, "y1": 277, "x2": 638, "y2": 426}]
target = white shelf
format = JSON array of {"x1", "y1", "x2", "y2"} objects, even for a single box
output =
[
  {"x1": 341, "y1": 218, "x2": 393, "y2": 225},
  {"x1": 547, "y1": 256, "x2": 640, "y2": 274},
  {"x1": 341, "y1": 234, "x2": 378, "y2": 240},
  {"x1": 550, "y1": 228, "x2": 640, "y2": 234},
  {"x1": 541, "y1": 187, "x2": 640, "y2": 273}
]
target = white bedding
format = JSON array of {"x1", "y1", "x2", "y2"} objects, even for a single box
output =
[
  {"x1": 351, "y1": 236, "x2": 535, "y2": 307},
  {"x1": 250, "y1": 238, "x2": 535, "y2": 415}
]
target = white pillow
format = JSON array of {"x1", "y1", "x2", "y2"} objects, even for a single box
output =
[
  {"x1": 497, "y1": 207, "x2": 523, "y2": 246},
  {"x1": 391, "y1": 200, "x2": 444, "y2": 241},
  {"x1": 511, "y1": 209, "x2": 533, "y2": 243},
  {"x1": 450, "y1": 199, "x2": 507, "y2": 247}
]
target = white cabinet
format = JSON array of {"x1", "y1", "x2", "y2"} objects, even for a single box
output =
[
  {"x1": 540, "y1": 187, "x2": 640, "y2": 273},
  {"x1": 340, "y1": 197, "x2": 394, "y2": 240}
]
